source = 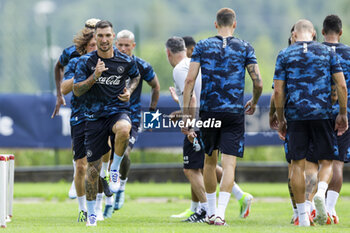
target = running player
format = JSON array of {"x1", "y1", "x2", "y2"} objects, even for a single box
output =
[
  {"x1": 274, "y1": 19, "x2": 347, "y2": 226},
  {"x1": 61, "y1": 27, "x2": 97, "y2": 222},
  {"x1": 61, "y1": 26, "x2": 114, "y2": 222},
  {"x1": 51, "y1": 18, "x2": 100, "y2": 199},
  {"x1": 73, "y1": 20, "x2": 140, "y2": 227},
  {"x1": 182, "y1": 8, "x2": 263, "y2": 225},
  {"x1": 108, "y1": 29, "x2": 160, "y2": 215},
  {"x1": 322, "y1": 14, "x2": 350, "y2": 224}
]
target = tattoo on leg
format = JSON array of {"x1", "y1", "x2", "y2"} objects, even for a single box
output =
[
  {"x1": 305, "y1": 174, "x2": 317, "y2": 201},
  {"x1": 288, "y1": 178, "x2": 297, "y2": 209},
  {"x1": 86, "y1": 159, "x2": 102, "y2": 201}
]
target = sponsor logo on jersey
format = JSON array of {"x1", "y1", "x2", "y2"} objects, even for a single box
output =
[{"x1": 95, "y1": 75, "x2": 122, "y2": 85}]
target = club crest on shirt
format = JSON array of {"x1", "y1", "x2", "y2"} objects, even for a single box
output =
[{"x1": 117, "y1": 66, "x2": 125, "y2": 74}]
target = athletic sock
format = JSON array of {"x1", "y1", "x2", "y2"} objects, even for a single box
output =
[
  {"x1": 206, "y1": 192, "x2": 216, "y2": 217},
  {"x1": 95, "y1": 193, "x2": 103, "y2": 212},
  {"x1": 326, "y1": 190, "x2": 339, "y2": 215},
  {"x1": 100, "y1": 162, "x2": 109, "y2": 178},
  {"x1": 296, "y1": 202, "x2": 308, "y2": 223},
  {"x1": 311, "y1": 200, "x2": 316, "y2": 212},
  {"x1": 77, "y1": 195, "x2": 87, "y2": 212},
  {"x1": 199, "y1": 202, "x2": 208, "y2": 213},
  {"x1": 305, "y1": 200, "x2": 312, "y2": 214},
  {"x1": 216, "y1": 192, "x2": 231, "y2": 220},
  {"x1": 119, "y1": 178, "x2": 128, "y2": 191},
  {"x1": 293, "y1": 207, "x2": 298, "y2": 218},
  {"x1": 231, "y1": 183, "x2": 244, "y2": 200},
  {"x1": 190, "y1": 201, "x2": 199, "y2": 213},
  {"x1": 315, "y1": 181, "x2": 328, "y2": 197},
  {"x1": 87, "y1": 200, "x2": 96, "y2": 216},
  {"x1": 105, "y1": 196, "x2": 114, "y2": 206},
  {"x1": 110, "y1": 153, "x2": 124, "y2": 172},
  {"x1": 291, "y1": 199, "x2": 298, "y2": 214}
]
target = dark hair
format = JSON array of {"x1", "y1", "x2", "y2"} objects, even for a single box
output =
[
  {"x1": 216, "y1": 8, "x2": 235, "y2": 27},
  {"x1": 323, "y1": 15, "x2": 342, "y2": 34},
  {"x1": 288, "y1": 25, "x2": 295, "y2": 46},
  {"x1": 165, "y1": 37, "x2": 186, "y2": 54},
  {"x1": 182, "y1": 36, "x2": 196, "y2": 48},
  {"x1": 95, "y1": 20, "x2": 113, "y2": 30}
]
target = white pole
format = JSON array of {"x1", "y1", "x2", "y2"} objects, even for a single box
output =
[
  {"x1": 0, "y1": 155, "x2": 7, "y2": 228},
  {"x1": 8, "y1": 155, "x2": 14, "y2": 219}
]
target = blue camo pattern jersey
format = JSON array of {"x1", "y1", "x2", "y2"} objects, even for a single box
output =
[
  {"x1": 274, "y1": 41, "x2": 343, "y2": 121},
  {"x1": 59, "y1": 45, "x2": 80, "y2": 66},
  {"x1": 323, "y1": 42, "x2": 350, "y2": 118},
  {"x1": 74, "y1": 49, "x2": 140, "y2": 121},
  {"x1": 129, "y1": 55, "x2": 156, "y2": 125},
  {"x1": 63, "y1": 57, "x2": 87, "y2": 126},
  {"x1": 191, "y1": 36, "x2": 257, "y2": 113}
]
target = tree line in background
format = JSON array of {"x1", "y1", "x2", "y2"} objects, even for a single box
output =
[{"x1": 0, "y1": 0, "x2": 349, "y2": 94}]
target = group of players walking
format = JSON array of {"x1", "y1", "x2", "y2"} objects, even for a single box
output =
[{"x1": 51, "y1": 7, "x2": 350, "y2": 228}]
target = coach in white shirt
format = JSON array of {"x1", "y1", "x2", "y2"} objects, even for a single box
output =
[{"x1": 165, "y1": 37, "x2": 208, "y2": 222}]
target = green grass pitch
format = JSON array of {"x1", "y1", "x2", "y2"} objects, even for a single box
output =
[{"x1": 4, "y1": 182, "x2": 350, "y2": 232}]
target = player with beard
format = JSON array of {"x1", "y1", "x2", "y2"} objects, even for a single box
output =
[{"x1": 73, "y1": 20, "x2": 140, "y2": 226}]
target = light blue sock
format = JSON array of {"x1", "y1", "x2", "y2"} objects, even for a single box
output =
[
  {"x1": 110, "y1": 153, "x2": 124, "y2": 171},
  {"x1": 87, "y1": 200, "x2": 96, "y2": 216}
]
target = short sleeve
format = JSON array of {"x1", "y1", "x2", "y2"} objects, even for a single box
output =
[
  {"x1": 74, "y1": 56, "x2": 90, "y2": 84},
  {"x1": 273, "y1": 51, "x2": 286, "y2": 81},
  {"x1": 330, "y1": 50, "x2": 343, "y2": 75},
  {"x1": 63, "y1": 58, "x2": 78, "y2": 81},
  {"x1": 59, "y1": 48, "x2": 70, "y2": 66},
  {"x1": 172, "y1": 66, "x2": 188, "y2": 108},
  {"x1": 245, "y1": 42, "x2": 258, "y2": 66},
  {"x1": 128, "y1": 59, "x2": 140, "y2": 79},
  {"x1": 141, "y1": 62, "x2": 156, "y2": 82},
  {"x1": 191, "y1": 41, "x2": 203, "y2": 63}
]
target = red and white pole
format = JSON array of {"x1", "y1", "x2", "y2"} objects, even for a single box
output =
[{"x1": 0, "y1": 155, "x2": 7, "y2": 228}]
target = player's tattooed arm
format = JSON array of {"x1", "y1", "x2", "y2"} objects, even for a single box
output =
[
  {"x1": 74, "y1": 58, "x2": 108, "y2": 97},
  {"x1": 73, "y1": 74, "x2": 96, "y2": 97},
  {"x1": 85, "y1": 159, "x2": 102, "y2": 201},
  {"x1": 247, "y1": 64, "x2": 263, "y2": 104},
  {"x1": 127, "y1": 74, "x2": 141, "y2": 94},
  {"x1": 244, "y1": 64, "x2": 263, "y2": 115},
  {"x1": 118, "y1": 74, "x2": 141, "y2": 102}
]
